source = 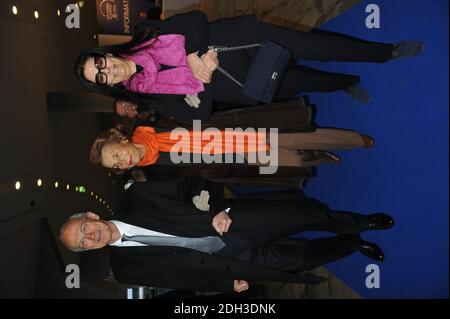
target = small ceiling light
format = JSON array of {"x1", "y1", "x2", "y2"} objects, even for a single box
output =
[
  {"x1": 54, "y1": 182, "x2": 59, "y2": 188},
  {"x1": 15, "y1": 181, "x2": 21, "y2": 190},
  {"x1": 77, "y1": 1, "x2": 85, "y2": 8},
  {"x1": 66, "y1": 184, "x2": 70, "y2": 190},
  {"x1": 90, "y1": 192, "x2": 94, "y2": 196},
  {"x1": 34, "y1": 11, "x2": 39, "y2": 19},
  {"x1": 57, "y1": 10, "x2": 61, "y2": 16},
  {"x1": 95, "y1": 195, "x2": 98, "y2": 199},
  {"x1": 37, "y1": 179, "x2": 43, "y2": 187},
  {"x1": 12, "y1": 6, "x2": 18, "y2": 15}
]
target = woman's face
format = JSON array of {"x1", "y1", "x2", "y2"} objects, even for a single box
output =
[
  {"x1": 101, "y1": 141, "x2": 141, "y2": 170},
  {"x1": 83, "y1": 54, "x2": 131, "y2": 86}
]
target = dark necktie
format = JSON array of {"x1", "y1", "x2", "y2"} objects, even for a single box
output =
[{"x1": 121, "y1": 234, "x2": 225, "y2": 254}]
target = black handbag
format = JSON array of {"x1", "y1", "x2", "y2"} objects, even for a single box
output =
[{"x1": 209, "y1": 38, "x2": 293, "y2": 103}]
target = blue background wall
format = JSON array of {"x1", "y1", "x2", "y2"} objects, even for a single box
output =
[{"x1": 300, "y1": 0, "x2": 448, "y2": 298}]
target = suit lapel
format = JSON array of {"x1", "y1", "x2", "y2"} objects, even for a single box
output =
[{"x1": 116, "y1": 209, "x2": 186, "y2": 237}]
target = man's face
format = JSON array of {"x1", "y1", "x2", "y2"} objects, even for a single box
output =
[
  {"x1": 61, "y1": 213, "x2": 113, "y2": 251},
  {"x1": 115, "y1": 100, "x2": 138, "y2": 118}
]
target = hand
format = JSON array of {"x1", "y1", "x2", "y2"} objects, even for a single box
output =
[
  {"x1": 233, "y1": 280, "x2": 249, "y2": 293},
  {"x1": 184, "y1": 94, "x2": 201, "y2": 108},
  {"x1": 201, "y1": 49, "x2": 219, "y2": 72},
  {"x1": 212, "y1": 210, "x2": 232, "y2": 235},
  {"x1": 186, "y1": 52, "x2": 212, "y2": 83},
  {"x1": 192, "y1": 190, "x2": 210, "y2": 211}
]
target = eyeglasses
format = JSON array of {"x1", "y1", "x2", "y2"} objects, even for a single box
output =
[
  {"x1": 79, "y1": 219, "x2": 90, "y2": 250},
  {"x1": 93, "y1": 54, "x2": 108, "y2": 85}
]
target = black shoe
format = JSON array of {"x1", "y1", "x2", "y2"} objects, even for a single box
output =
[
  {"x1": 392, "y1": 40, "x2": 425, "y2": 59},
  {"x1": 344, "y1": 85, "x2": 372, "y2": 104},
  {"x1": 367, "y1": 213, "x2": 394, "y2": 230},
  {"x1": 355, "y1": 240, "x2": 384, "y2": 262},
  {"x1": 361, "y1": 134, "x2": 375, "y2": 148}
]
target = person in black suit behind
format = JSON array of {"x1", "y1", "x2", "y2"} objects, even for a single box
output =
[{"x1": 60, "y1": 177, "x2": 394, "y2": 293}]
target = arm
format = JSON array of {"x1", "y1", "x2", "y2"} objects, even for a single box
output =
[
  {"x1": 136, "y1": 87, "x2": 214, "y2": 122},
  {"x1": 145, "y1": 277, "x2": 247, "y2": 293},
  {"x1": 192, "y1": 191, "x2": 233, "y2": 235},
  {"x1": 163, "y1": 11, "x2": 209, "y2": 55},
  {"x1": 138, "y1": 275, "x2": 235, "y2": 293},
  {"x1": 179, "y1": 177, "x2": 232, "y2": 216},
  {"x1": 129, "y1": 177, "x2": 232, "y2": 216},
  {"x1": 234, "y1": 280, "x2": 250, "y2": 293},
  {"x1": 135, "y1": 11, "x2": 209, "y2": 55}
]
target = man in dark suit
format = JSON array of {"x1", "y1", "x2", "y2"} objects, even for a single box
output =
[{"x1": 60, "y1": 177, "x2": 393, "y2": 293}]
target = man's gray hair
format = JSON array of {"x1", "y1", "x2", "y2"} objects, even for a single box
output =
[
  {"x1": 68, "y1": 212, "x2": 88, "y2": 220},
  {"x1": 59, "y1": 212, "x2": 88, "y2": 252}
]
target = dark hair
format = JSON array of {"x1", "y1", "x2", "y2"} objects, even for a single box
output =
[
  {"x1": 75, "y1": 22, "x2": 163, "y2": 108},
  {"x1": 90, "y1": 124, "x2": 132, "y2": 172}
]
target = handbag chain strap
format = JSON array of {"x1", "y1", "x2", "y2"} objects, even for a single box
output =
[
  {"x1": 215, "y1": 65, "x2": 244, "y2": 87},
  {"x1": 207, "y1": 43, "x2": 262, "y2": 87},
  {"x1": 208, "y1": 43, "x2": 262, "y2": 53}
]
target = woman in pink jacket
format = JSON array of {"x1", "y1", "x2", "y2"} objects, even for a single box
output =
[{"x1": 75, "y1": 11, "x2": 423, "y2": 123}]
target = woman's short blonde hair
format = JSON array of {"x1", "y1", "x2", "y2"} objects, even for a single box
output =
[{"x1": 90, "y1": 125, "x2": 131, "y2": 171}]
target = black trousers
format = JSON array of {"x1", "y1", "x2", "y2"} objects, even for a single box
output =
[
  {"x1": 258, "y1": 23, "x2": 395, "y2": 98},
  {"x1": 247, "y1": 235, "x2": 360, "y2": 272},
  {"x1": 218, "y1": 209, "x2": 370, "y2": 271}
]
